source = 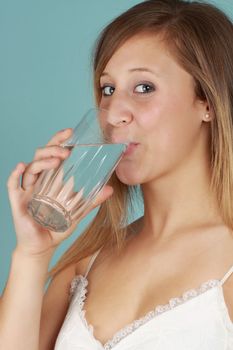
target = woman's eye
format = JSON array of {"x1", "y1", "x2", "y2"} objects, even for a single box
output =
[
  {"x1": 134, "y1": 83, "x2": 155, "y2": 94},
  {"x1": 101, "y1": 86, "x2": 115, "y2": 96}
]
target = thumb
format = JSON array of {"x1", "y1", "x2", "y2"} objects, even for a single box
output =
[
  {"x1": 93, "y1": 185, "x2": 114, "y2": 207},
  {"x1": 7, "y1": 163, "x2": 28, "y2": 212},
  {"x1": 53, "y1": 185, "x2": 114, "y2": 239}
]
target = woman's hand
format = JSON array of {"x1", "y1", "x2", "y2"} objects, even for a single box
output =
[{"x1": 7, "y1": 128, "x2": 113, "y2": 257}]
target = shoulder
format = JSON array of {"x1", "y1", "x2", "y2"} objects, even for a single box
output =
[
  {"x1": 48, "y1": 263, "x2": 77, "y2": 295},
  {"x1": 218, "y1": 228, "x2": 233, "y2": 322},
  {"x1": 222, "y1": 275, "x2": 233, "y2": 322},
  {"x1": 39, "y1": 256, "x2": 93, "y2": 350},
  {"x1": 45, "y1": 253, "x2": 94, "y2": 303}
]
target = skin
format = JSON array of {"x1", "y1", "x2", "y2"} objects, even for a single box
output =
[
  {"x1": 83, "y1": 33, "x2": 233, "y2": 343},
  {"x1": 6, "y1": 129, "x2": 113, "y2": 256},
  {"x1": 2, "y1": 33, "x2": 233, "y2": 349},
  {"x1": 1, "y1": 131, "x2": 113, "y2": 350},
  {"x1": 99, "y1": 33, "x2": 221, "y2": 239}
]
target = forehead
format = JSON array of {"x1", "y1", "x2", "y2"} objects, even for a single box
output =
[{"x1": 102, "y1": 33, "x2": 188, "y2": 81}]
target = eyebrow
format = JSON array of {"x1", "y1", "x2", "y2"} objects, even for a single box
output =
[{"x1": 100, "y1": 67, "x2": 160, "y2": 78}]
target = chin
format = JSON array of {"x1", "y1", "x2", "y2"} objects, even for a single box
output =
[{"x1": 115, "y1": 168, "x2": 142, "y2": 186}]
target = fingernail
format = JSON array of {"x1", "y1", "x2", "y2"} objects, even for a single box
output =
[
  {"x1": 16, "y1": 163, "x2": 26, "y2": 172},
  {"x1": 61, "y1": 128, "x2": 72, "y2": 132},
  {"x1": 47, "y1": 158, "x2": 57, "y2": 162}
]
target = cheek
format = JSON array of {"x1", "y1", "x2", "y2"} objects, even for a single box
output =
[
  {"x1": 149, "y1": 109, "x2": 202, "y2": 174},
  {"x1": 148, "y1": 92, "x2": 200, "y2": 143},
  {"x1": 99, "y1": 98, "x2": 108, "y2": 111},
  {"x1": 114, "y1": 119, "x2": 200, "y2": 186},
  {"x1": 114, "y1": 94, "x2": 202, "y2": 184}
]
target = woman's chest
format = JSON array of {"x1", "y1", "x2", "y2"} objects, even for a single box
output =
[
  {"x1": 57, "y1": 276, "x2": 229, "y2": 350},
  {"x1": 70, "y1": 231, "x2": 233, "y2": 347},
  {"x1": 80, "y1": 255, "x2": 218, "y2": 346}
]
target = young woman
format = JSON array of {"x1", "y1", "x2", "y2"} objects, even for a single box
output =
[{"x1": 1, "y1": 0, "x2": 233, "y2": 349}]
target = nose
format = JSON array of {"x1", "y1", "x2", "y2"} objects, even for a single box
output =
[{"x1": 105, "y1": 91, "x2": 133, "y2": 127}]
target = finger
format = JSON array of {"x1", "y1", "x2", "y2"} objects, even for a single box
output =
[
  {"x1": 49, "y1": 185, "x2": 114, "y2": 240},
  {"x1": 7, "y1": 163, "x2": 27, "y2": 193},
  {"x1": 79, "y1": 185, "x2": 114, "y2": 219},
  {"x1": 46, "y1": 128, "x2": 73, "y2": 147},
  {"x1": 57, "y1": 220, "x2": 80, "y2": 239},
  {"x1": 34, "y1": 145, "x2": 70, "y2": 161},
  {"x1": 65, "y1": 185, "x2": 113, "y2": 229},
  {"x1": 22, "y1": 158, "x2": 61, "y2": 190}
]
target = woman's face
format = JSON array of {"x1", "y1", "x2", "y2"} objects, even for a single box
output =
[{"x1": 99, "y1": 33, "x2": 209, "y2": 185}]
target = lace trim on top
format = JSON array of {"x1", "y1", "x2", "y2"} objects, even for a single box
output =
[{"x1": 69, "y1": 274, "x2": 220, "y2": 350}]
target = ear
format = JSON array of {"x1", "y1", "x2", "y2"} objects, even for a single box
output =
[
  {"x1": 196, "y1": 100, "x2": 213, "y2": 123},
  {"x1": 202, "y1": 104, "x2": 214, "y2": 123},
  {"x1": 202, "y1": 105, "x2": 213, "y2": 123}
]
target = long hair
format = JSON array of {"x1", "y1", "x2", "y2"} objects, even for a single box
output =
[{"x1": 49, "y1": 0, "x2": 233, "y2": 279}]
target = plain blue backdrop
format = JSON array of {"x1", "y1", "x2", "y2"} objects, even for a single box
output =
[{"x1": 0, "y1": 0, "x2": 232, "y2": 293}]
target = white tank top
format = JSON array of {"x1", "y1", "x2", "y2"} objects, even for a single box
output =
[{"x1": 55, "y1": 249, "x2": 233, "y2": 350}]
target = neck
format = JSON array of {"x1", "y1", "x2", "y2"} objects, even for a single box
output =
[{"x1": 140, "y1": 156, "x2": 222, "y2": 242}]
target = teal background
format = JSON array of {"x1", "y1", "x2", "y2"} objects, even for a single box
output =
[{"x1": 0, "y1": 0, "x2": 232, "y2": 294}]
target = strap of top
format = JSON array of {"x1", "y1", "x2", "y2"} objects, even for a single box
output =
[
  {"x1": 220, "y1": 264, "x2": 233, "y2": 285},
  {"x1": 84, "y1": 248, "x2": 102, "y2": 278}
]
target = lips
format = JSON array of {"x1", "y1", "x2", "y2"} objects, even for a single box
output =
[{"x1": 123, "y1": 142, "x2": 139, "y2": 156}]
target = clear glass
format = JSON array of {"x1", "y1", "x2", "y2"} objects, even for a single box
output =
[{"x1": 27, "y1": 108, "x2": 128, "y2": 232}]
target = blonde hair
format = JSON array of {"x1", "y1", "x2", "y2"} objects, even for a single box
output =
[{"x1": 49, "y1": 0, "x2": 233, "y2": 279}]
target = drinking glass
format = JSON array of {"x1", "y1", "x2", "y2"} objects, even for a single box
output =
[{"x1": 27, "y1": 108, "x2": 128, "y2": 232}]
